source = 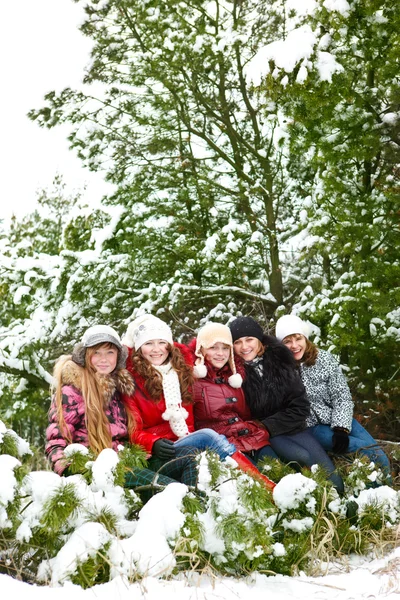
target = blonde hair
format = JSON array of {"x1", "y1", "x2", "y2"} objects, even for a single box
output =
[{"x1": 51, "y1": 343, "x2": 133, "y2": 456}]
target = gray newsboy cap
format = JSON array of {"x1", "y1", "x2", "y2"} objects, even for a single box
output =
[{"x1": 81, "y1": 325, "x2": 122, "y2": 349}]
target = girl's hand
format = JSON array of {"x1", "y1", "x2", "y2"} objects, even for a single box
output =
[
  {"x1": 332, "y1": 428, "x2": 350, "y2": 454},
  {"x1": 152, "y1": 438, "x2": 176, "y2": 459}
]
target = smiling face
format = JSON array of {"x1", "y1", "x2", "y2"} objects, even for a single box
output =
[
  {"x1": 233, "y1": 336, "x2": 263, "y2": 362},
  {"x1": 203, "y1": 342, "x2": 231, "y2": 369},
  {"x1": 140, "y1": 339, "x2": 170, "y2": 366},
  {"x1": 89, "y1": 343, "x2": 118, "y2": 374},
  {"x1": 282, "y1": 333, "x2": 307, "y2": 361}
]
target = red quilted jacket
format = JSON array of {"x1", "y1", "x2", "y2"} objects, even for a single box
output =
[
  {"x1": 188, "y1": 337, "x2": 270, "y2": 453},
  {"x1": 123, "y1": 342, "x2": 195, "y2": 455}
]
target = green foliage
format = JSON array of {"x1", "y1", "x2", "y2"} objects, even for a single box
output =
[
  {"x1": 0, "y1": 0, "x2": 398, "y2": 510},
  {"x1": 1, "y1": 422, "x2": 400, "y2": 587},
  {"x1": 40, "y1": 483, "x2": 81, "y2": 531},
  {"x1": 274, "y1": 0, "x2": 400, "y2": 431},
  {"x1": 258, "y1": 457, "x2": 297, "y2": 483},
  {"x1": 115, "y1": 443, "x2": 149, "y2": 486},
  {"x1": 65, "y1": 447, "x2": 95, "y2": 481},
  {"x1": 0, "y1": 430, "x2": 19, "y2": 458},
  {"x1": 69, "y1": 542, "x2": 111, "y2": 589}
]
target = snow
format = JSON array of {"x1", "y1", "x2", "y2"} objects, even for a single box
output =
[
  {"x1": 0, "y1": 0, "x2": 399, "y2": 596},
  {"x1": 1, "y1": 549, "x2": 400, "y2": 598},
  {"x1": 1, "y1": 423, "x2": 400, "y2": 597},
  {"x1": 273, "y1": 473, "x2": 317, "y2": 513}
]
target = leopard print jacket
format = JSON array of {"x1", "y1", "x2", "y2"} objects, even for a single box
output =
[{"x1": 300, "y1": 349, "x2": 353, "y2": 430}]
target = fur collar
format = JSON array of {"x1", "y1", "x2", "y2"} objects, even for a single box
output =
[
  {"x1": 261, "y1": 334, "x2": 297, "y2": 369},
  {"x1": 61, "y1": 358, "x2": 135, "y2": 403}
]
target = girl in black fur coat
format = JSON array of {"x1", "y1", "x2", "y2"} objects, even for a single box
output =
[{"x1": 229, "y1": 316, "x2": 344, "y2": 494}]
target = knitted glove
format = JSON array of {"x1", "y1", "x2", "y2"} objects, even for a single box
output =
[
  {"x1": 332, "y1": 428, "x2": 350, "y2": 454},
  {"x1": 152, "y1": 438, "x2": 176, "y2": 460}
]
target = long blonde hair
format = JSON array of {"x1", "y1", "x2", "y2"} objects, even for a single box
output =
[{"x1": 51, "y1": 343, "x2": 133, "y2": 456}]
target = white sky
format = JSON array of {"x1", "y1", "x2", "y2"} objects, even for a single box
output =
[{"x1": 0, "y1": 0, "x2": 113, "y2": 223}]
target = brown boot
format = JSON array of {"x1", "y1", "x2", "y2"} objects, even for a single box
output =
[{"x1": 230, "y1": 451, "x2": 276, "y2": 491}]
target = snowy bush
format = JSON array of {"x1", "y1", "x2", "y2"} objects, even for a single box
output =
[{"x1": 0, "y1": 420, "x2": 399, "y2": 587}]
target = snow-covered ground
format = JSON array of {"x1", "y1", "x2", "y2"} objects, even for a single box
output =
[
  {"x1": 1, "y1": 547, "x2": 400, "y2": 599},
  {"x1": 1, "y1": 423, "x2": 400, "y2": 599}
]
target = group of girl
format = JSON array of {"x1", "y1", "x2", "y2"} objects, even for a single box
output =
[{"x1": 46, "y1": 313, "x2": 391, "y2": 500}]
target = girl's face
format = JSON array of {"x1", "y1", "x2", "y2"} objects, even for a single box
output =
[
  {"x1": 233, "y1": 336, "x2": 262, "y2": 362},
  {"x1": 282, "y1": 334, "x2": 307, "y2": 361},
  {"x1": 141, "y1": 339, "x2": 170, "y2": 365},
  {"x1": 90, "y1": 344, "x2": 118, "y2": 374},
  {"x1": 204, "y1": 342, "x2": 231, "y2": 369}
]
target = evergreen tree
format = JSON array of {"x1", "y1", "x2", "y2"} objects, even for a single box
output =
[
  {"x1": 29, "y1": 0, "x2": 314, "y2": 320},
  {"x1": 260, "y1": 0, "x2": 400, "y2": 433}
]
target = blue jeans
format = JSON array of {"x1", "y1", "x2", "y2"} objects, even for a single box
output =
[
  {"x1": 309, "y1": 419, "x2": 391, "y2": 477},
  {"x1": 174, "y1": 429, "x2": 237, "y2": 461},
  {"x1": 270, "y1": 429, "x2": 344, "y2": 494}
]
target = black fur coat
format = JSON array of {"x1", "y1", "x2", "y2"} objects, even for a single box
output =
[{"x1": 243, "y1": 335, "x2": 309, "y2": 437}]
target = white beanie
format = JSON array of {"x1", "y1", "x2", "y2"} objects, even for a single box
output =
[
  {"x1": 194, "y1": 322, "x2": 242, "y2": 388},
  {"x1": 122, "y1": 314, "x2": 173, "y2": 349},
  {"x1": 81, "y1": 325, "x2": 122, "y2": 349},
  {"x1": 275, "y1": 315, "x2": 310, "y2": 342}
]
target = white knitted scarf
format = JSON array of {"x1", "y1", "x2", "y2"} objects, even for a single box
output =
[{"x1": 154, "y1": 362, "x2": 189, "y2": 438}]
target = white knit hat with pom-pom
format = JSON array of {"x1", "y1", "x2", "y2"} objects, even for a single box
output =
[{"x1": 194, "y1": 322, "x2": 242, "y2": 388}]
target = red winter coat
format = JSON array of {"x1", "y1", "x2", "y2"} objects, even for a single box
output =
[
  {"x1": 123, "y1": 342, "x2": 195, "y2": 455},
  {"x1": 188, "y1": 339, "x2": 270, "y2": 453}
]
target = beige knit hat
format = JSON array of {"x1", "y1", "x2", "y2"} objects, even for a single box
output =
[{"x1": 194, "y1": 322, "x2": 242, "y2": 388}]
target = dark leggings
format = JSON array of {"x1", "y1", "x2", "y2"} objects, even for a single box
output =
[
  {"x1": 270, "y1": 430, "x2": 344, "y2": 494},
  {"x1": 244, "y1": 444, "x2": 279, "y2": 465}
]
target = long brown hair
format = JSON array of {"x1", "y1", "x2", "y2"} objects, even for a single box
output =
[
  {"x1": 131, "y1": 343, "x2": 194, "y2": 403},
  {"x1": 300, "y1": 338, "x2": 319, "y2": 367},
  {"x1": 51, "y1": 342, "x2": 134, "y2": 456}
]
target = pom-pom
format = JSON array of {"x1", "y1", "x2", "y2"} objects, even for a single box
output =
[
  {"x1": 193, "y1": 363, "x2": 207, "y2": 378},
  {"x1": 228, "y1": 373, "x2": 243, "y2": 388}
]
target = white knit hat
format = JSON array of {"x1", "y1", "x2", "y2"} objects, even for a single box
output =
[
  {"x1": 122, "y1": 314, "x2": 173, "y2": 349},
  {"x1": 81, "y1": 325, "x2": 122, "y2": 349},
  {"x1": 194, "y1": 322, "x2": 242, "y2": 388},
  {"x1": 275, "y1": 315, "x2": 310, "y2": 342}
]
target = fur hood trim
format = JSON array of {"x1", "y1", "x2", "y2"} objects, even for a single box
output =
[
  {"x1": 242, "y1": 335, "x2": 300, "y2": 419},
  {"x1": 60, "y1": 358, "x2": 135, "y2": 402},
  {"x1": 261, "y1": 334, "x2": 297, "y2": 369}
]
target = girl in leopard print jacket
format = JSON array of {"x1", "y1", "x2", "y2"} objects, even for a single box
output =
[{"x1": 276, "y1": 314, "x2": 391, "y2": 478}]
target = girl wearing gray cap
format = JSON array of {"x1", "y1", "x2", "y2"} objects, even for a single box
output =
[{"x1": 46, "y1": 324, "x2": 198, "y2": 496}]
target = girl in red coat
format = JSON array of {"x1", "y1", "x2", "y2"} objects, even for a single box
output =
[
  {"x1": 191, "y1": 322, "x2": 278, "y2": 467},
  {"x1": 122, "y1": 314, "x2": 275, "y2": 490}
]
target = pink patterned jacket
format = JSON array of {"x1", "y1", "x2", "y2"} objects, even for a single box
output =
[{"x1": 45, "y1": 359, "x2": 135, "y2": 475}]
